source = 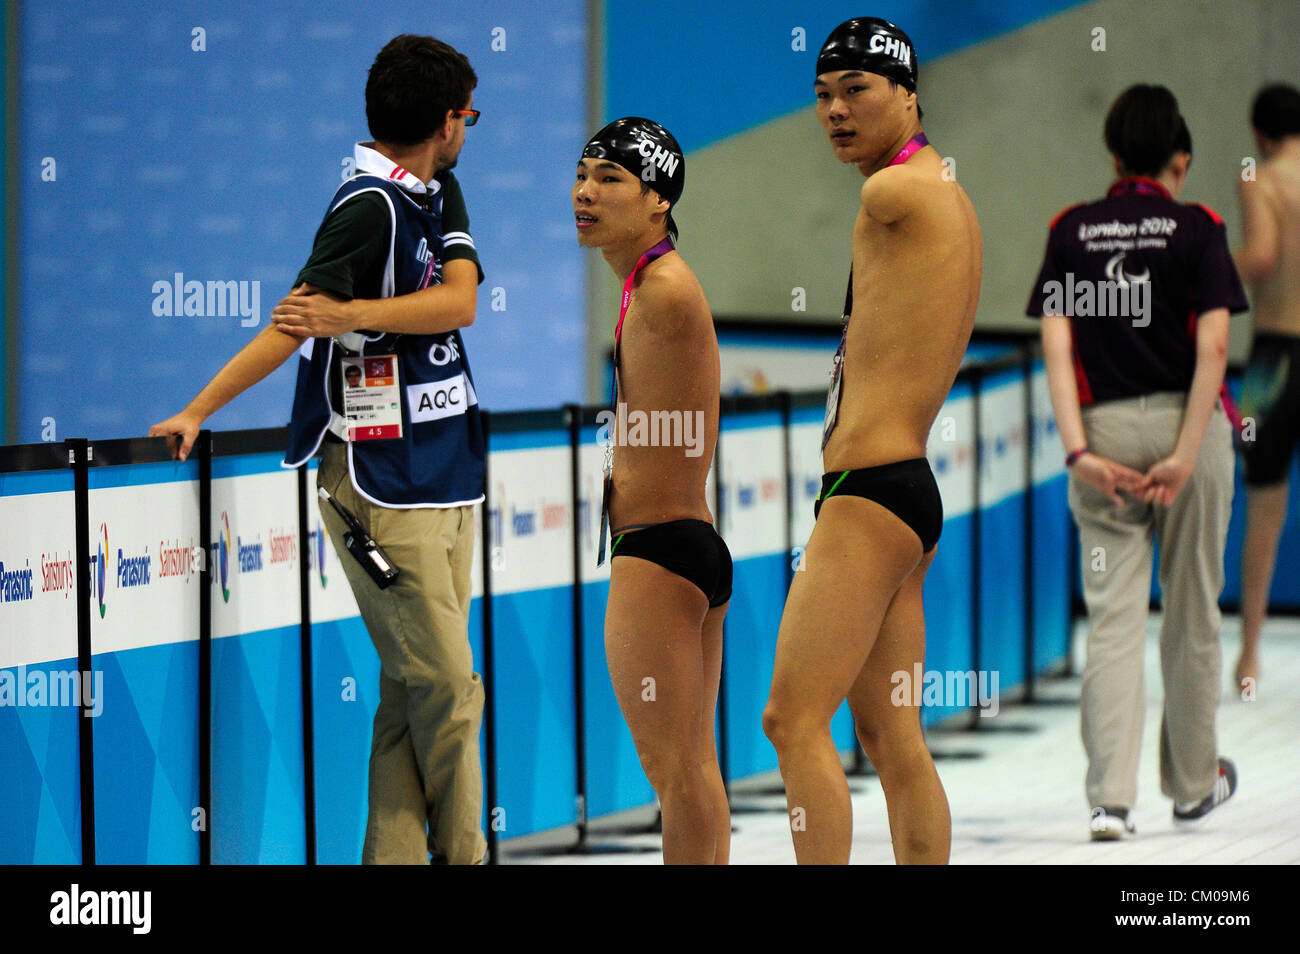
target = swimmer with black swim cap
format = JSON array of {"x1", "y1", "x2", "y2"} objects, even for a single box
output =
[
  {"x1": 574, "y1": 117, "x2": 732, "y2": 864},
  {"x1": 763, "y1": 17, "x2": 983, "y2": 865}
]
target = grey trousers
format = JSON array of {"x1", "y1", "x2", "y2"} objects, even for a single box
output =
[{"x1": 1068, "y1": 393, "x2": 1234, "y2": 811}]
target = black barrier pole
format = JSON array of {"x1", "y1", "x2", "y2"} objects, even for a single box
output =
[
  {"x1": 295, "y1": 461, "x2": 317, "y2": 865},
  {"x1": 969, "y1": 370, "x2": 984, "y2": 730},
  {"x1": 480, "y1": 410, "x2": 499, "y2": 865},
  {"x1": 68, "y1": 438, "x2": 95, "y2": 865},
  {"x1": 1022, "y1": 351, "x2": 1037, "y2": 703},
  {"x1": 567, "y1": 405, "x2": 589, "y2": 849},
  {"x1": 197, "y1": 430, "x2": 212, "y2": 866}
]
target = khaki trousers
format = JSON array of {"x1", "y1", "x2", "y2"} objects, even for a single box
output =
[
  {"x1": 318, "y1": 443, "x2": 486, "y2": 864},
  {"x1": 1068, "y1": 394, "x2": 1234, "y2": 811}
]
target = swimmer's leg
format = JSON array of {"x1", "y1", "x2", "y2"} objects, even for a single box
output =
[
  {"x1": 699, "y1": 600, "x2": 730, "y2": 864},
  {"x1": 605, "y1": 556, "x2": 714, "y2": 864},
  {"x1": 1238, "y1": 481, "x2": 1287, "y2": 690},
  {"x1": 847, "y1": 548, "x2": 951, "y2": 864},
  {"x1": 763, "y1": 496, "x2": 921, "y2": 864}
]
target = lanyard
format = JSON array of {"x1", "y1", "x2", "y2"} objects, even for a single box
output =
[
  {"x1": 1108, "y1": 176, "x2": 1168, "y2": 199},
  {"x1": 598, "y1": 235, "x2": 676, "y2": 566},
  {"x1": 610, "y1": 236, "x2": 676, "y2": 407},
  {"x1": 845, "y1": 134, "x2": 929, "y2": 308},
  {"x1": 886, "y1": 132, "x2": 929, "y2": 167},
  {"x1": 839, "y1": 134, "x2": 929, "y2": 327},
  {"x1": 823, "y1": 134, "x2": 929, "y2": 450}
]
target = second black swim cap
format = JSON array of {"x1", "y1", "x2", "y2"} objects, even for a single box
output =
[
  {"x1": 582, "y1": 117, "x2": 685, "y2": 237},
  {"x1": 582, "y1": 117, "x2": 685, "y2": 205},
  {"x1": 816, "y1": 17, "x2": 918, "y2": 92}
]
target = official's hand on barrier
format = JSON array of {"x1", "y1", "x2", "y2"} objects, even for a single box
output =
[
  {"x1": 1138, "y1": 455, "x2": 1193, "y2": 507},
  {"x1": 1074, "y1": 453, "x2": 1145, "y2": 507},
  {"x1": 148, "y1": 411, "x2": 203, "y2": 462},
  {"x1": 270, "y1": 284, "x2": 355, "y2": 338}
]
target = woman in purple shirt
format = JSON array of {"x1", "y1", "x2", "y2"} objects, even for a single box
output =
[{"x1": 1026, "y1": 85, "x2": 1248, "y2": 842}]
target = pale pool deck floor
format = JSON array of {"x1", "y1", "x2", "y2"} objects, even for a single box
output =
[{"x1": 503, "y1": 614, "x2": 1299, "y2": 865}]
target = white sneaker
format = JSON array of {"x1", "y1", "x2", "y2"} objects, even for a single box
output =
[{"x1": 1089, "y1": 806, "x2": 1135, "y2": 841}]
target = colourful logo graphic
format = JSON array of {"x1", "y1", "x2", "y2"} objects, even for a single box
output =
[
  {"x1": 96, "y1": 523, "x2": 108, "y2": 618},
  {"x1": 218, "y1": 512, "x2": 231, "y2": 603},
  {"x1": 316, "y1": 521, "x2": 328, "y2": 589}
]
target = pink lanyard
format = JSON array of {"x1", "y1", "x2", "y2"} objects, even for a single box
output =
[
  {"x1": 610, "y1": 236, "x2": 676, "y2": 406},
  {"x1": 822, "y1": 134, "x2": 929, "y2": 451},
  {"x1": 598, "y1": 235, "x2": 675, "y2": 565},
  {"x1": 887, "y1": 132, "x2": 928, "y2": 167}
]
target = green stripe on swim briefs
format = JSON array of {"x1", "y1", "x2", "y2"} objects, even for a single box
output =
[
  {"x1": 611, "y1": 533, "x2": 625, "y2": 555},
  {"x1": 820, "y1": 470, "x2": 850, "y2": 501}
]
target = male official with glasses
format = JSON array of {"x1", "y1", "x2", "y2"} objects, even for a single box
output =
[{"x1": 151, "y1": 34, "x2": 489, "y2": 864}]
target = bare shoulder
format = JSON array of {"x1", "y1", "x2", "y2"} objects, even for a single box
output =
[
  {"x1": 632, "y1": 254, "x2": 711, "y2": 338},
  {"x1": 1245, "y1": 162, "x2": 1281, "y2": 203},
  {"x1": 860, "y1": 160, "x2": 953, "y2": 225},
  {"x1": 859, "y1": 164, "x2": 913, "y2": 223},
  {"x1": 861, "y1": 161, "x2": 979, "y2": 239}
]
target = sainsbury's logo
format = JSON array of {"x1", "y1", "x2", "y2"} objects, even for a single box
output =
[{"x1": 41, "y1": 552, "x2": 76, "y2": 600}]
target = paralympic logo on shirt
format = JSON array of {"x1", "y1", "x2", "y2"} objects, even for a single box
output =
[{"x1": 1040, "y1": 253, "x2": 1151, "y2": 328}]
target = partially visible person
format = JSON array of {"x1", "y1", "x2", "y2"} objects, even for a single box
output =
[
  {"x1": 1233, "y1": 82, "x2": 1300, "y2": 695},
  {"x1": 1027, "y1": 85, "x2": 1248, "y2": 841}
]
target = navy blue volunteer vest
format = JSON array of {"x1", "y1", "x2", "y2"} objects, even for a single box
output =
[{"x1": 283, "y1": 175, "x2": 485, "y2": 507}]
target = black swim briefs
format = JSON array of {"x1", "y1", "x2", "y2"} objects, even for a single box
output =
[
  {"x1": 1240, "y1": 333, "x2": 1300, "y2": 486},
  {"x1": 610, "y1": 519, "x2": 733, "y2": 608},
  {"x1": 813, "y1": 457, "x2": 943, "y2": 552}
]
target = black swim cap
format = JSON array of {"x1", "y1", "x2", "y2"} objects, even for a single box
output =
[
  {"x1": 582, "y1": 117, "x2": 685, "y2": 236},
  {"x1": 816, "y1": 17, "x2": 918, "y2": 92}
]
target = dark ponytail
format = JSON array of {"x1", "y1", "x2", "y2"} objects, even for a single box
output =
[{"x1": 1104, "y1": 84, "x2": 1189, "y2": 177}]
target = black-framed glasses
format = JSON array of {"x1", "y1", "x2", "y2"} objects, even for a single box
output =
[{"x1": 455, "y1": 109, "x2": 480, "y2": 127}]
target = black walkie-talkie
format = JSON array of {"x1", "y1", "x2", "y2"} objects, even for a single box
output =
[{"x1": 318, "y1": 487, "x2": 399, "y2": 589}]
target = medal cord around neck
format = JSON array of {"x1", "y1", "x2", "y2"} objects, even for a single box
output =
[{"x1": 597, "y1": 235, "x2": 676, "y2": 565}]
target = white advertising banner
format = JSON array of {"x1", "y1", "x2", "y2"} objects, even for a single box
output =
[
  {"x1": 87, "y1": 479, "x2": 201, "y2": 656},
  {"x1": 480, "y1": 444, "x2": 575, "y2": 596},
  {"x1": 0, "y1": 489, "x2": 79, "y2": 669},
  {"x1": 977, "y1": 379, "x2": 1029, "y2": 509}
]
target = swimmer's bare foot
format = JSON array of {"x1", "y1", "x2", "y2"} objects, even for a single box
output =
[{"x1": 1234, "y1": 652, "x2": 1258, "y2": 698}]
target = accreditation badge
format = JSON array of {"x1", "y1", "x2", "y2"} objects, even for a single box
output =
[
  {"x1": 822, "y1": 329, "x2": 846, "y2": 450},
  {"x1": 341, "y1": 355, "x2": 403, "y2": 441}
]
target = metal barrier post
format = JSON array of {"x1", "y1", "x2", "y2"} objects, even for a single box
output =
[{"x1": 68, "y1": 437, "x2": 95, "y2": 865}]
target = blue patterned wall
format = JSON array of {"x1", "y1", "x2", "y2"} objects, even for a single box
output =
[{"x1": 16, "y1": 0, "x2": 587, "y2": 443}]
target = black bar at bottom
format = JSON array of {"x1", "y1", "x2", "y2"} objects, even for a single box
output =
[
  {"x1": 296, "y1": 462, "x2": 318, "y2": 865},
  {"x1": 69, "y1": 438, "x2": 95, "y2": 865},
  {"x1": 197, "y1": 430, "x2": 212, "y2": 866}
]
